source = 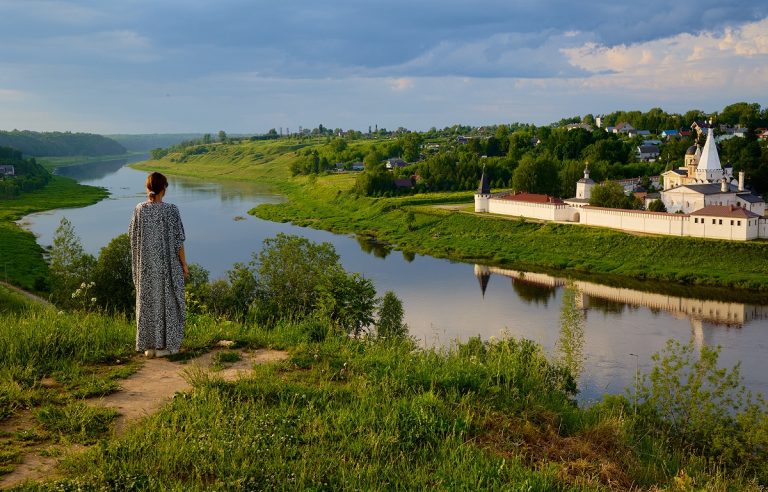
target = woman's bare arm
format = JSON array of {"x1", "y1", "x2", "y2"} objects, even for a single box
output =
[{"x1": 179, "y1": 245, "x2": 189, "y2": 279}]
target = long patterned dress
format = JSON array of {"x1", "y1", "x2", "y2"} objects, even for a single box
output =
[{"x1": 129, "y1": 201, "x2": 186, "y2": 352}]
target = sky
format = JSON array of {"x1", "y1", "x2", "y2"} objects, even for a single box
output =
[{"x1": 1, "y1": 0, "x2": 767, "y2": 134}]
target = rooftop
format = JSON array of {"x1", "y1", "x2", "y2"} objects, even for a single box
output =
[
  {"x1": 690, "y1": 205, "x2": 761, "y2": 219},
  {"x1": 498, "y1": 192, "x2": 564, "y2": 204}
]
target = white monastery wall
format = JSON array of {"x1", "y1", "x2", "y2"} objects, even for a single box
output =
[
  {"x1": 488, "y1": 199, "x2": 571, "y2": 221},
  {"x1": 580, "y1": 207, "x2": 687, "y2": 236}
]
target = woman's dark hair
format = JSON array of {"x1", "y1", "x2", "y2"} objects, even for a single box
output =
[{"x1": 146, "y1": 172, "x2": 168, "y2": 197}]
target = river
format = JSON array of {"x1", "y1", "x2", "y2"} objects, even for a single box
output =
[{"x1": 21, "y1": 156, "x2": 768, "y2": 402}]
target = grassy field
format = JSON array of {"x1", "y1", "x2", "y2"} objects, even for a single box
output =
[
  {"x1": 133, "y1": 138, "x2": 768, "y2": 291},
  {"x1": 0, "y1": 304, "x2": 764, "y2": 490},
  {"x1": 0, "y1": 175, "x2": 108, "y2": 291}
]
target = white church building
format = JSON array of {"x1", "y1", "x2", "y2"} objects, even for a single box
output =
[{"x1": 474, "y1": 127, "x2": 767, "y2": 241}]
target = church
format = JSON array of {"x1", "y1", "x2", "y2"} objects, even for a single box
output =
[
  {"x1": 474, "y1": 126, "x2": 767, "y2": 241},
  {"x1": 658, "y1": 126, "x2": 764, "y2": 215}
]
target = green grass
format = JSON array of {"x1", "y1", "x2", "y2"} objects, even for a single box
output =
[
  {"x1": 0, "y1": 175, "x2": 107, "y2": 291},
  {"x1": 25, "y1": 330, "x2": 759, "y2": 491},
  {"x1": 0, "y1": 303, "x2": 764, "y2": 489}
]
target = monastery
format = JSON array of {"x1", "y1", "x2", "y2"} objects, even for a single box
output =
[{"x1": 474, "y1": 127, "x2": 767, "y2": 241}]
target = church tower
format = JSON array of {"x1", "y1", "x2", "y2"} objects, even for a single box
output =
[
  {"x1": 475, "y1": 166, "x2": 491, "y2": 212},
  {"x1": 695, "y1": 127, "x2": 724, "y2": 183},
  {"x1": 575, "y1": 164, "x2": 595, "y2": 200}
]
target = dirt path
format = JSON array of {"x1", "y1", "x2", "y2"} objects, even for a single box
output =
[
  {"x1": 0, "y1": 346, "x2": 288, "y2": 490},
  {"x1": 0, "y1": 281, "x2": 52, "y2": 307}
]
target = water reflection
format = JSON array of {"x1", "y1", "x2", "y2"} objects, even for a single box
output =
[
  {"x1": 55, "y1": 158, "x2": 130, "y2": 181},
  {"x1": 355, "y1": 235, "x2": 392, "y2": 259},
  {"x1": 475, "y1": 265, "x2": 768, "y2": 328}
]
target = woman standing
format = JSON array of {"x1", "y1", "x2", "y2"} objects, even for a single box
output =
[{"x1": 129, "y1": 172, "x2": 188, "y2": 357}]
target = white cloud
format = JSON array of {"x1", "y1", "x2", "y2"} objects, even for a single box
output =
[
  {"x1": 562, "y1": 17, "x2": 768, "y2": 92},
  {"x1": 388, "y1": 78, "x2": 414, "y2": 91}
]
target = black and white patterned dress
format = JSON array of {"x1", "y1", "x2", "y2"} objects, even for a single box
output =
[{"x1": 129, "y1": 201, "x2": 186, "y2": 352}]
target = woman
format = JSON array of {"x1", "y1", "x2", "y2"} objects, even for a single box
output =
[{"x1": 129, "y1": 172, "x2": 189, "y2": 358}]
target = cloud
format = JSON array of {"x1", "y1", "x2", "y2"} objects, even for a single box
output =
[
  {"x1": 388, "y1": 78, "x2": 414, "y2": 91},
  {"x1": 562, "y1": 17, "x2": 768, "y2": 93}
]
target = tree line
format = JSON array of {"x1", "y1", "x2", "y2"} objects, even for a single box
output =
[{"x1": 0, "y1": 130, "x2": 126, "y2": 157}]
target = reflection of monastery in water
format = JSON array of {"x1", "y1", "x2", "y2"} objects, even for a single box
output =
[{"x1": 474, "y1": 264, "x2": 768, "y2": 330}]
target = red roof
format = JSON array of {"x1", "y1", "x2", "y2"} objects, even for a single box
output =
[
  {"x1": 498, "y1": 192, "x2": 563, "y2": 204},
  {"x1": 690, "y1": 205, "x2": 761, "y2": 219}
]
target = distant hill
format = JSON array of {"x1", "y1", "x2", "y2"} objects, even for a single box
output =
[
  {"x1": 107, "y1": 134, "x2": 205, "y2": 152},
  {"x1": 0, "y1": 130, "x2": 126, "y2": 157}
]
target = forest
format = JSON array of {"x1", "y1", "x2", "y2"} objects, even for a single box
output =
[{"x1": 0, "y1": 130, "x2": 126, "y2": 157}]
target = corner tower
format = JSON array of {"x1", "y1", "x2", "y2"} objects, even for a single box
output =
[{"x1": 475, "y1": 167, "x2": 491, "y2": 212}]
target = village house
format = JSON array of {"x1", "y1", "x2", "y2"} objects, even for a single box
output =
[{"x1": 0, "y1": 165, "x2": 15, "y2": 176}]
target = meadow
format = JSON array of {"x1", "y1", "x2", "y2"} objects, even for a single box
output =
[
  {"x1": 0, "y1": 175, "x2": 107, "y2": 291},
  {"x1": 1, "y1": 294, "x2": 766, "y2": 490}
]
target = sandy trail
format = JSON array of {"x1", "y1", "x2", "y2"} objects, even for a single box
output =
[{"x1": 0, "y1": 347, "x2": 288, "y2": 490}]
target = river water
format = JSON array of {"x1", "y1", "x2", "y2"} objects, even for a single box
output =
[{"x1": 21, "y1": 157, "x2": 768, "y2": 401}]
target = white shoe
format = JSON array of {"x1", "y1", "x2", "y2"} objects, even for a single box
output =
[{"x1": 144, "y1": 349, "x2": 156, "y2": 358}]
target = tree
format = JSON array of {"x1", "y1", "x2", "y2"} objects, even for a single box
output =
[
  {"x1": 316, "y1": 272, "x2": 377, "y2": 337},
  {"x1": 400, "y1": 133, "x2": 423, "y2": 162},
  {"x1": 93, "y1": 233, "x2": 134, "y2": 314},
  {"x1": 377, "y1": 291, "x2": 407, "y2": 339},
  {"x1": 255, "y1": 234, "x2": 343, "y2": 321},
  {"x1": 49, "y1": 218, "x2": 95, "y2": 308},
  {"x1": 217, "y1": 130, "x2": 227, "y2": 143},
  {"x1": 511, "y1": 154, "x2": 560, "y2": 196},
  {"x1": 589, "y1": 181, "x2": 642, "y2": 209},
  {"x1": 647, "y1": 200, "x2": 667, "y2": 212}
]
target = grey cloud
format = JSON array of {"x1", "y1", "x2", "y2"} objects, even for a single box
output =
[{"x1": 0, "y1": 0, "x2": 766, "y2": 80}]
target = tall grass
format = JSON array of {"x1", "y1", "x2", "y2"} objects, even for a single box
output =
[{"x1": 0, "y1": 309, "x2": 134, "y2": 421}]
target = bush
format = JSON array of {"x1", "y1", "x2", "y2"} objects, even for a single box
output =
[{"x1": 636, "y1": 339, "x2": 768, "y2": 481}]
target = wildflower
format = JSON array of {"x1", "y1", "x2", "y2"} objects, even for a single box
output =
[
  {"x1": 80, "y1": 282, "x2": 87, "y2": 289},
  {"x1": 90, "y1": 297, "x2": 97, "y2": 303}
]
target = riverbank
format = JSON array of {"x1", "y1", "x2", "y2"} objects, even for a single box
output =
[
  {"x1": 0, "y1": 175, "x2": 108, "y2": 290},
  {"x1": 131, "y1": 140, "x2": 768, "y2": 291}
]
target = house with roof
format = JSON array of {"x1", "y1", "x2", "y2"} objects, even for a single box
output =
[
  {"x1": 661, "y1": 129, "x2": 680, "y2": 139},
  {"x1": 636, "y1": 144, "x2": 660, "y2": 162},
  {"x1": 385, "y1": 158, "x2": 408, "y2": 170},
  {"x1": 628, "y1": 129, "x2": 651, "y2": 138},
  {"x1": 0, "y1": 165, "x2": 15, "y2": 176},
  {"x1": 613, "y1": 122, "x2": 634, "y2": 134}
]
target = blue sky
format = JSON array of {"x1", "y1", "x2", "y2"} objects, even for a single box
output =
[{"x1": 1, "y1": 0, "x2": 767, "y2": 134}]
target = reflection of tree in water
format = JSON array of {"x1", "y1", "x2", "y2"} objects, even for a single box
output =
[
  {"x1": 55, "y1": 159, "x2": 128, "y2": 181},
  {"x1": 511, "y1": 279, "x2": 556, "y2": 306},
  {"x1": 401, "y1": 250, "x2": 415, "y2": 263},
  {"x1": 557, "y1": 282, "x2": 586, "y2": 380},
  {"x1": 355, "y1": 235, "x2": 391, "y2": 259},
  {"x1": 585, "y1": 296, "x2": 629, "y2": 315}
]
